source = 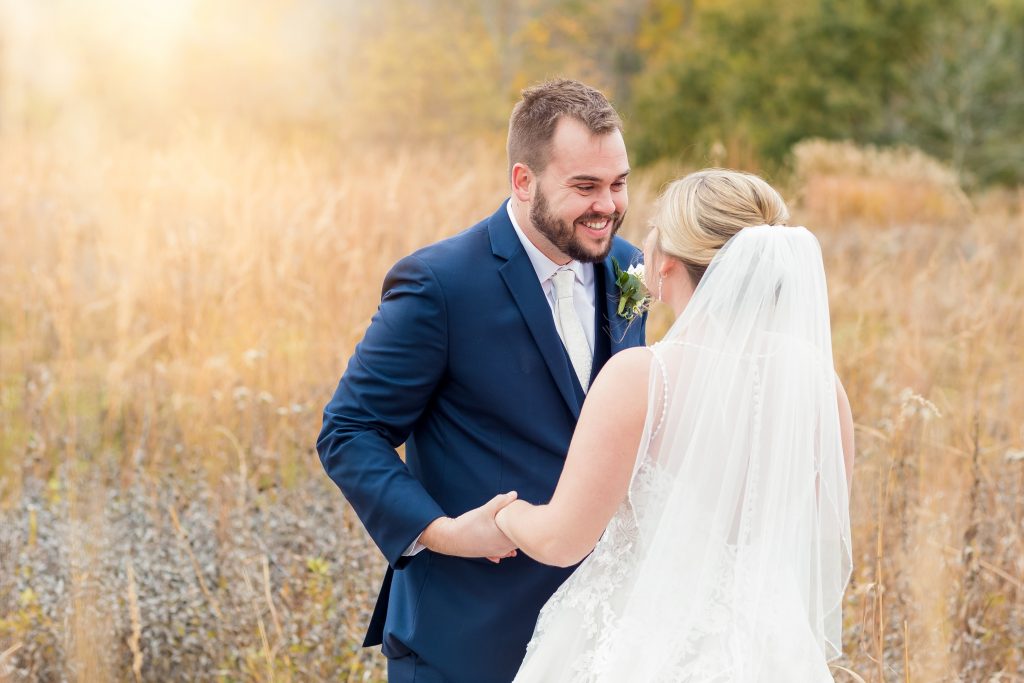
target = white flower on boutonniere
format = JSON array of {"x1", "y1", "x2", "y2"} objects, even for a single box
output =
[{"x1": 612, "y1": 258, "x2": 651, "y2": 321}]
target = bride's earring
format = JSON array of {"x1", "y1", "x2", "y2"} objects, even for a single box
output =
[{"x1": 658, "y1": 274, "x2": 664, "y2": 302}]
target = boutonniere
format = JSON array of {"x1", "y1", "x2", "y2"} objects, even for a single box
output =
[{"x1": 612, "y1": 258, "x2": 651, "y2": 321}]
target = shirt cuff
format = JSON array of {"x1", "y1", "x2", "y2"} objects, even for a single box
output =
[{"x1": 403, "y1": 535, "x2": 426, "y2": 557}]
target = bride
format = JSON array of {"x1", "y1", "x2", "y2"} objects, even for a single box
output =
[{"x1": 493, "y1": 169, "x2": 854, "y2": 682}]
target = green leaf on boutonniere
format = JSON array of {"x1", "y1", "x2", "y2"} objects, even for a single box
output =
[{"x1": 612, "y1": 257, "x2": 651, "y2": 321}]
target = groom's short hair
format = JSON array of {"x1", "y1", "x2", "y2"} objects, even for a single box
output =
[{"x1": 507, "y1": 79, "x2": 623, "y2": 180}]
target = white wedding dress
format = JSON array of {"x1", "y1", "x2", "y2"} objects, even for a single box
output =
[{"x1": 514, "y1": 227, "x2": 852, "y2": 682}]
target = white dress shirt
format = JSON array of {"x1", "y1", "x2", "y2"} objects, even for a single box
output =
[
  {"x1": 506, "y1": 202, "x2": 597, "y2": 354},
  {"x1": 404, "y1": 202, "x2": 598, "y2": 557}
]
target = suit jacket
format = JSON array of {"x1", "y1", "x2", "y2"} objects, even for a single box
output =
[{"x1": 317, "y1": 200, "x2": 647, "y2": 683}]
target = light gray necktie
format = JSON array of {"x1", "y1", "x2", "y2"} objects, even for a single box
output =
[{"x1": 551, "y1": 268, "x2": 592, "y2": 392}]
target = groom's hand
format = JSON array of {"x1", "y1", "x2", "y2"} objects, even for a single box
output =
[{"x1": 420, "y1": 491, "x2": 519, "y2": 561}]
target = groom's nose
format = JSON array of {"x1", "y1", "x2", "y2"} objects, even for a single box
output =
[{"x1": 591, "y1": 189, "x2": 616, "y2": 215}]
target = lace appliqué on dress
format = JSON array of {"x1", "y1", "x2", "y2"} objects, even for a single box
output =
[
  {"x1": 518, "y1": 347, "x2": 769, "y2": 682},
  {"x1": 524, "y1": 482, "x2": 643, "y2": 681},
  {"x1": 521, "y1": 347, "x2": 671, "y2": 681}
]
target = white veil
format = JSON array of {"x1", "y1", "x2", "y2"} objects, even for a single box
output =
[{"x1": 597, "y1": 225, "x2": 851, "y2": 680}]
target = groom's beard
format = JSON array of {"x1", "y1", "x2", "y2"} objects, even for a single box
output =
[{"x1": 530, "y1": 188, "x2": 623, "y2": 264}]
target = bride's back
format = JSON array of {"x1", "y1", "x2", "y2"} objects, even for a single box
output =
[{"x1": 514, "y1": 170, "x2": 853, "y2": 683}]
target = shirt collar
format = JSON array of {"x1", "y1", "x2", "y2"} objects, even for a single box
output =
[{"x1": 507, "y1": 201, "x2": 585, "y2": 285}]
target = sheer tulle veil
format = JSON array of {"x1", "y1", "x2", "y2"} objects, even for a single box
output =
[{"x1": 594, "y1": 224, "x2": 852, "y2": 680}]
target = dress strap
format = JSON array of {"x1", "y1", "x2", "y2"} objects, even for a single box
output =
[{"x1": 647, "y1": 345, "x2": 670, "y2": 443}]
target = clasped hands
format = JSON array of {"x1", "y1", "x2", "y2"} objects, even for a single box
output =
[{"x1": 419, "y1": 491, "x2": 521, "y2": 563}]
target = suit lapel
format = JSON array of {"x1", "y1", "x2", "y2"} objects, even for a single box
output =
[
  {"x1": 598, "y1": 256, "x2": 633, "y2": 357},
  {"x1": 490, "y1": 202, "x2": 582, "y2": 419},
  {"x1": 590, "y1": 270, "x2": 612, "y2": 383}
]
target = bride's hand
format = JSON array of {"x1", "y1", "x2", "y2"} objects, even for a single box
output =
[
  {"x1": 493, "y1": 498, "x2": 529, "y2": 559},
  {"x1": 486, "y1": 548, "x2": 518, "y2": 563},
  {"x1": 486, "y1": 491, "x2": 520, "y2": 563},
  {"x1": 421, "y1": 490, "x2": 520, "y2": 561}
]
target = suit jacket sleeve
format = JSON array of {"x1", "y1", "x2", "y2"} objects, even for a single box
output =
[{"x1": 317, "y1": 254, "x2": 448, "y2": 568}]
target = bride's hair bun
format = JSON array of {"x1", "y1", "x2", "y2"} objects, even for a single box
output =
[{"x1": 653, "y1": 168, "x2": 789, "y2": 285}]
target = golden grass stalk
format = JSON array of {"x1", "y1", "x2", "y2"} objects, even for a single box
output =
[{"x1": 126, "y1": 560, "x2": 144, "y2": 683}]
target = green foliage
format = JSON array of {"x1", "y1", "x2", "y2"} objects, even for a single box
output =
[
  {"x1": 338, "y1": 0, "x2": 1023, "y2": 184},
  {"x1": 6, "y1": 0, "x2": 1017, "y2": 183},
  {"x1": 611, "y1": 258, "x2": 650, "y2": 320},
  {"x1": 898, "y1": 1, "x2": 1024, "y2": 185},
  {"x1": 627, "y1": 0, "x2": 1024, "y2": 184}
]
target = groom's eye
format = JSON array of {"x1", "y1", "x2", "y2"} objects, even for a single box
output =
[
  {"x1": 613, "y1": 181, "x2": 626, "y2": 190},
  {"x1": 576, "y1": 185, "x2": 594, "y2": 192}
]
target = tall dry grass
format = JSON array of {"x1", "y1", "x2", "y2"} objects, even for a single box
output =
[
  {"x1": 792, "y1": 139, "x2": 974, "y2": 229},
  {"x1": 0, "y1": 130, "x2": 1022, "y2": 681}
]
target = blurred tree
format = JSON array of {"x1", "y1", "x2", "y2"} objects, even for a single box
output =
[
  {"x1": 477, "y1": 0, "x2": 528, "y2": 94},
  {"x1": 626, "y1": 0, "x2": 798, "y2": 167},
  {"x1": 625, "y1": 0, "x2": 1023, "y2": 185},
  {"x1": 342, "y1": 0, "x2": 508, "y2": 144},
  {"x1": 1, "y1": 0, "x2": 1019, "y2": 183},
  {"x1": 341, "y1": 0, "x2": 654, "y2": 145},
  {"x1": 899, "y1": 0, "x2": 1024, "y2": 185},
  {"x1": 518, "y1": 0, "x2": 652, "y2": 104}
]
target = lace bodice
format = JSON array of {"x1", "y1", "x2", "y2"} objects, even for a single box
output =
[{"x1": 514, "y1": 342, "x2": 837, "y2": 682}]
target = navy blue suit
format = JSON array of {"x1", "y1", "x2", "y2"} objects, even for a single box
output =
[{"x1": 317, "y1": 201, "x2": 646, "y2": 682}]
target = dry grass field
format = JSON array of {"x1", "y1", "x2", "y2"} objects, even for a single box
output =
[{"x1": 1, "y1": 125, "x2": 1022, "y2": 682}]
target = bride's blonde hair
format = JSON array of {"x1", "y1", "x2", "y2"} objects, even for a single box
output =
[{"x1": 653, "y1": 169, "x2": 789, "y2": 285}]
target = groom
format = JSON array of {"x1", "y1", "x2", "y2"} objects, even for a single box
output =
[{"x1": 317, "y1": 79, "x2": 646, "y2": 683}]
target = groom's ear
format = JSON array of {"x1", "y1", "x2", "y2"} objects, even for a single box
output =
[{"x1": 511, "y1": 163, "x2": 534, "y2": 202}]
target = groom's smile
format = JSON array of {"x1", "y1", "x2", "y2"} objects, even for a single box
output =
[
  {"x1": 579, "y1": 215, "x2": 613, "y2": 237},
  {"x1": 529, "y1": 189, "x2": 624, "y2": 263}
]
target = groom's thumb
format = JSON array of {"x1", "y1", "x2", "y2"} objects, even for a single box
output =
[{"x1": 488, "y1": 491, "x2": 517, "y2": 509}]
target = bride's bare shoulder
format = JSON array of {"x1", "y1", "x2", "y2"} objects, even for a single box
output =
[
  {"x1": 604, "y1": 345, "x2": 654, "y2": 370},
  {"x1": 590, "y1": 346, "x2": 653, "y2": 396},
  {"x1": 576, "y1": 346, "x2": 652, "y2": 450}
]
